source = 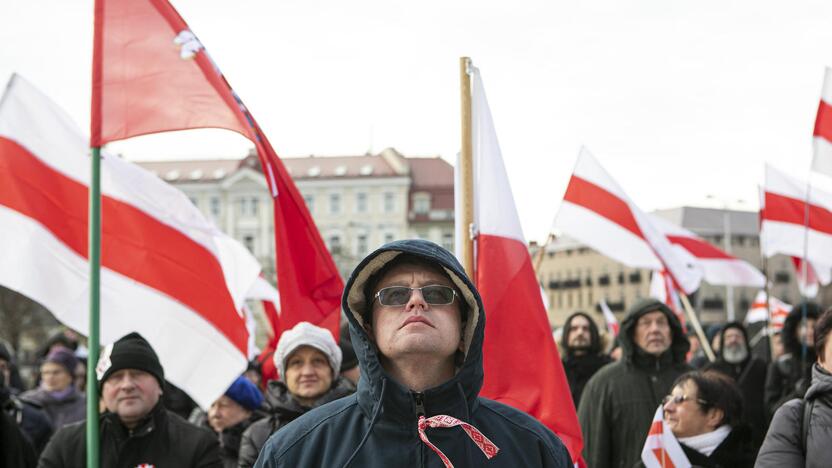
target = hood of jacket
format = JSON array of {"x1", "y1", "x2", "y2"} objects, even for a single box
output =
[
  {"x1": 342, "y1": 239, "x2": 484, "y2": 422},
  {"x1": 618, "y1": 298, "x2": 689, "y2": 366},
  {"x1": 560, "y1": 311, "x2": 603, "y2": 356},
  {"x1": 781, "y1": 301, "x2": 821, "y2": 356},
  {"x1": 716, "y1": 321, "x2": 750, "y2": 365}
]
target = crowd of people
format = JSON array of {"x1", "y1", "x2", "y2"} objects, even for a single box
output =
[{"x1": 1, "y1": 239, "x2": 831, "y2": 467}]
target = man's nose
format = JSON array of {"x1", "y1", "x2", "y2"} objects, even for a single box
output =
[{"x1": 405, "y1": 288, "x2": 428, "y2": 310}]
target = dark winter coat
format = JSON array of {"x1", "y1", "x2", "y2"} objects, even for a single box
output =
[
  {"x1": 238, "y1": 377, "x2": 354, "y2": 468},
  {"x1": 756, "y1": 363, "x2": 832, "y2": 468},
  {"x1": 679, "y1": 424, "x2": 756, "y2": 468},
  {"x1": 19, "y1": 388, "x2": 85, "y2": 431},
  {"x1": 577, "y1": 298, "x2": 691, "y2": 468},
  {"x1": 253, "y1": 239, "x2": 572, "y2": 467},
  {"x1": 37, "y1": 402, "x2": 221, "y2": 468},
  {"x1": 764, "y1": 303, "x2": 820, "y2": 419},
  {"x1": 561, "y1": 311, "x2": 612, "y2": 407},
  {"x1": 190, "y1": 409, "x2": 265, "y2": 468},
  {"x1": 705, "y1": 321, "x2": 769, "y2": 452},
  {"x1": 1, "y1": 388, "x2": 53, "y2": 455},
  {"x1": 1, "y1": 408, "x2": 37, "y2": 468}
]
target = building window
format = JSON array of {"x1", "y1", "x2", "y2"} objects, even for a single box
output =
[
  {"x1": 384, "y1": 232, "x2": 395, "y2": 243},
  {"x1": 210, "y1": 197, "x2": 220, "y2": 217},
  {"x1": 441, "y1": 232, "x2": 454, "y2": 251},
  {"x1": 384, "y1": 193, "x2": 395, "y2": 213},
  {"x1": 303, "y1": 194, "x2": 315, "y2": 213},
  {"x1": 413, "y1": 193, "x2": 431, "y2": 214},
  {"x1": 243, "y1": 234, "x2": 255, "y2": 254},
  {"x1": 329, "y1": 193, "x2": 341, "y2": 214},
  {"x1": 250, "y1": 197, "x2": 259, "y2": 216},
  {"x1": 237, "y1": 197, "x2": 248, "y2": 215},
  {"x1": 328, "y1": 235, "x2": 342, "y2": 255},
  {"x1": 356, "y1": 193, "x2": 367, "y2": 213},
  {"x1": 356, "y1": 234, "x2": 368, "y2": 256}
]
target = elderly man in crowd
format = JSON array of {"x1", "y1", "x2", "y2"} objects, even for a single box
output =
[
  {"x1": 578, "y1": 298, "x2": 691, "y2": 468},
  {"x1": 21, "y1": 349, "x2": 85, "y2": 431},
  {"x1": 705, "y1": 321, "x2": 768, "y2": 452},
  {"x1": 237, "y1": 322, "x2": 354, "y2": 468},
  {"x1": 757, "y1": 307, "x2": 832, "y2": 467},
  {"x1": 560, "y1": 311, "x2": 612, "y2": 406},
  {"x1": 663, "y1": 370, "x2": 755, "y2": 467},
  {"x1": 38, "y1": 332, "x2": 221, "y2": 467},
  {"x1": 254, "y1": 239, "x2": 572, "y2": 467}
]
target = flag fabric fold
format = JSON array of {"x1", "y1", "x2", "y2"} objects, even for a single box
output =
[
  {"x1": 599, "y1": 299, "x2": 620, "y2": 337},
  {"x1": 554, "y1": 148, "x2": 703, "y2": 294},
  {"x1": 0, "y1": 74, "x2": 261, "y2": 407},
  {"x1": 641, "y1": 405, "x2": 691, "y2": 468},
  {"x1": 91, "y1": 0, "x2": 343, "y2": 340},
  {"x1": 812, "y1": 67, "x2": 832, "y2": 177},
  {"x1": 745, "y1": 290, "x2": 792, "y2": 331},
  {"x1": 469, "y1": 68, "x2": 584, "y2": 464}
]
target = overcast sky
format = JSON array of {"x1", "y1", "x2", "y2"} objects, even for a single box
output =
[{"x1": 3, "y1": 0, "x2": 832, "y2": 243}]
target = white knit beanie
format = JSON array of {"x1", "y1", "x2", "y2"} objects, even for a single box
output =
[{"x1": 275, "y1": 322, "x2": 342, "y2": 381}]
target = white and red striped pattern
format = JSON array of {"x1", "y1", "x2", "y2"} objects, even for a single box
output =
[
  {"x1": 812, "y1": 68, "x2": 832, "y2": 177},
  {"x1": 554, "y1": 148, "x2": 703, "y2": 294},
  {"x1": 648, "y1": 270, "x2": 687, "y2": 332},
  {"x1": 641, "y1": 405, "x2": 691, "y2": 468},
  {"x1": 745, "y1": 290, "x2": 792, "y2": 331},
  {"x1": 599, "y1": 299, "x2": 620, "y2": 337},
  {"x1": 761, "y1": 164, "x2": 832, "y2": 274},
  {"x1": 0, "y1": 75, "x2": 261, "y2": 408},
  {"x1": 417, "y1": 414, "x2": 499, "y2": 468},
  {"x1": 469, "y1": 68, "x2": 584, "y2": 465}
]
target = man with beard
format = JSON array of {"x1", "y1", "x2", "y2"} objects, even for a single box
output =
[
  {"x1": 765, "y1": 302, "x2": 821, "y2": 418},
  {"x1": 706, "y1": 322, "x2": 768, "y2": 453},
  {"x1": 560, "y1": 312, "x2": 612, "y2": 406}
]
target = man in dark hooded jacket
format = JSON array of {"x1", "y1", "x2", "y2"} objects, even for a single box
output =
[
  {"x1": 764, "y1": 302, "x2": 820, "y2": 419},
  {"x1": 577, "y1": 298, "x2": 690, "y2": 468},
  {"x1": 705, "y1": 321, "x2": 768, "y2": 452},
  {"x1": 254, "y1": 239, "x2": 572, "y2": 467},
  {"x1": 560, "y1": 311, "x2": 612, "y2": 407}
]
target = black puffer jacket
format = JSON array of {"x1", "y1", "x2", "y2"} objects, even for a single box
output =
[
  {"x1": 254, "y1": 239, "x2": 572, "y2": 467},
  {"x1": 577, "y1": 298, "x2": 691, "y2": 468},
  {"x1": 757, "y1": 363, "x2": 832, "y2": 468},
  {"x1": 705, "y1": 321, "x2": 768, "y2": 452},
  {"x1": 764, "y1": 303, "x2": 820, "y2": 418},
  {"x1": 38, "y1": 402, "x2": 221, "y2": 468},
  {"x1": 237, "y1": 378, "x2": 354, "y2": 467}
]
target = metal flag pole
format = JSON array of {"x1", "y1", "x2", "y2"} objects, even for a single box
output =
[{"x1": 86, "y1": 146, "x2": 101, "y2": 468}]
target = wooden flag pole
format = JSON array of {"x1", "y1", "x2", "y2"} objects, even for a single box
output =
[
  {"x1": 678, "y1": 292, "x2": 716, "y2": 362},
  {"x1": 533, "y1": 233, "x2": 555, "y2": 276},
  {"x1": 459, "y1": 57, "x2": 475, "y2": 278}
]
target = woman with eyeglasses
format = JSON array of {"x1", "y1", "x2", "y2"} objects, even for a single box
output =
[{"x1": 662, "y1": 370, "x2": 755, "y2": 467}]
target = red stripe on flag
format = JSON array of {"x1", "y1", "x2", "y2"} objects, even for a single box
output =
[
  {"x1": 814, "y1": 100, "x2": 832, "y2": 143},
  {"x1": 666, "y1": 235, "x2": 733, "y2": 259},
  {"x1": 0, "y1": 137, "x2": 247, "y2": 353},
  {"x1": 652, "y1": 448, "x2": 677, "y2": 468},
  {"x1": 649, "y1": 420, "x2": 664, "y2": 436},
  {"x1": 563, "y1": 175, "x2": 645, "y2": 239},
  {"x1": 763, "y1": 191, "x2": 832, "y2": 235}
]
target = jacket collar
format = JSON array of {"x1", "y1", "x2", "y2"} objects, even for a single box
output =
[{"x1": 102, "y1": 400, "x2": 166, "y2": 439}]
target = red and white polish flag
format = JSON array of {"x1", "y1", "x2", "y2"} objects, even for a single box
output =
[
  {"x1": 760, "y1": 164, "x2": 832, "y2": 276},
  {"x1": 648, "y1": 270, "x2": 687, "y2": 332},
  {"x1": 0, "y1": 75, "x2": 261, "y2": 408},
  {"x1": 469, "y1": 68, "x2": 584, "y2": 465},
  {"x1": 812, "y1": 67, "x2": 832, "y2": 177},
  {"x1": 745, "y1": 290, "x2": 792, "y2": 331},
  {"x1": 554, "y1": 148, "x2": 703, "y2": 294},
  {"x1": 641, "y1": 405, "x2": 691, "y2": 468}
]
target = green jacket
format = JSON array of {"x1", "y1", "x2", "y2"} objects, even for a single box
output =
[{"x1": 577, "y1": 298, "x2": 690, "y2": 468}]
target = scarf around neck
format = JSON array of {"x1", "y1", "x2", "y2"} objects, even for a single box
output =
[{"x1": 678, "y1": 424, "x2": 731, "y2": 457}]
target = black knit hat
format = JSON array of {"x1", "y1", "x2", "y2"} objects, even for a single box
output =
[{"x1": 96, "y1": 332, "x2": 164, "y2": 389}]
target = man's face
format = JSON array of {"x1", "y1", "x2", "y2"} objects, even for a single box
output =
[
  {"x1": 634, "y1": 310, "x2": 672, "y2": 356},
  {"x1": 566, "y1": 315, "x2": 592, "y2": 354},
  {"x1": 722, "y1": 328, "x2": 745, "y2": 349},
  {"x1": 371, "y1": 263, "x2": 462, "y2": 366},
  {"x1": 208, "y1": 395, "x2": 251, "y2": 432},
  {"x1": 799, "y1": 318, "x2": 817, "y2": 348},
  {"x1": 102, "y1": 369, "x2": 162, "y2": 428},
  {"x1": 284, "y1": 346, "x2": 333, "y2": 405},
  {"x1": 40, "y1": 362, "x2": 73, "y2": 392},
  {"x1": 721, "y1": 328, "x2": 748, "y2": 364}
]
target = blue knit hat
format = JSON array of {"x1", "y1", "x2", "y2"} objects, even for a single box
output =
[{"x1": 224, "y1": 376, "x2": 263, "y2": 411}]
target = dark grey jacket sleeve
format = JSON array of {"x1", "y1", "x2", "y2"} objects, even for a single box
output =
[
  {"x1": 238, "y1": 419, "x2": 271, "y2": 468},
  {"x1": 755, "y1": 399, "x2": 804, "y2": 468}
]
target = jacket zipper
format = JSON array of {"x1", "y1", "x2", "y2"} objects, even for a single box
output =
[{"x1": 413, "y1": 392, "x2": 426, "y2": 468}]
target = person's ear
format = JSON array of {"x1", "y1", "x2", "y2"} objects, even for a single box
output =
[{"x1": 705, "y1": 407, "x2": 723, "y2": 430}]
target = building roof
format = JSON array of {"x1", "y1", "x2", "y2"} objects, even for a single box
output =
[
  {"x1": 652, "y1": 206, "x2": 759, "y2": 236},
  {"x1": 409, "y1": 157, "x2": 454, "y2": 189},
  {"x1": 136, "y1": 159, "x2": 241, "y2": 183}
]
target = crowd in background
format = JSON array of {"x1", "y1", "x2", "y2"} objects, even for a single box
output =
[{"x1": 2, "y1": 295, "x2": 831, "y2": 467}]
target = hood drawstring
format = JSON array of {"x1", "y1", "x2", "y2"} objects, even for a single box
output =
[
  {"x1": 341, "y1": 378, "x2": 387, "y2": 468},
  {"x1": 417, "y1": 414, "x2": 499, "y2": 468}
]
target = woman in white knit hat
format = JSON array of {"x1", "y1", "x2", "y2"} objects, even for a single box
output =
[{"x1": 237, "y1": 322, "x2": 355, "y2": 468}]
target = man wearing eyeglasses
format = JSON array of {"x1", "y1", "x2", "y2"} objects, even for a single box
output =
[
  {"x1": 577, "y1": 298, "x2": 691, "y2": 468},
  {"x1": 254, "y1": 239, "x2": 572, "y2": 467}
]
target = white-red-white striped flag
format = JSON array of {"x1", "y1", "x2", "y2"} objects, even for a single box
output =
[
  {"x1": 554, "y1": 148, "x2": 703, "y2": 294},
  {"x1": 648, "y1": 270, "x2": 687, "y2": 332},
  {"x1": 812, "y1": 67, "x2": 832, "y2": 177},
  {"x1": 745, "y1": 290, "x2": 792, "y2": 331},
  {"x1": 0, "y1": 75, "x2": 261, "y2": 407},
  {"x1": 599, "y1": 299, "x2": 620, "y2": 337},
  {"x1": 641, "y1": 405, "x2": 691, "y2": 468}
]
